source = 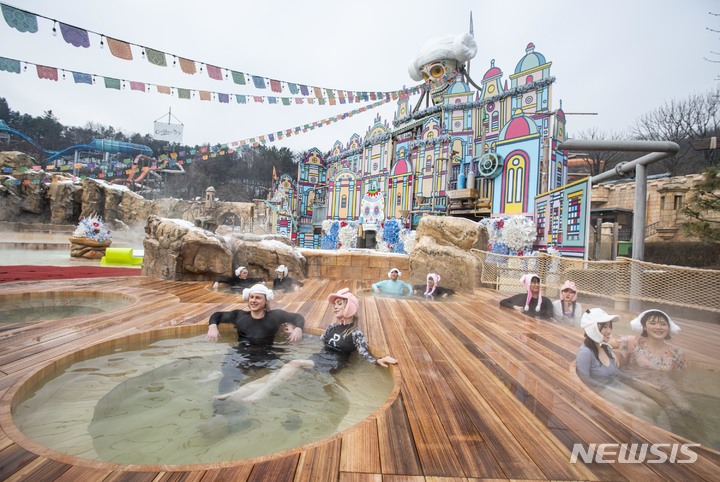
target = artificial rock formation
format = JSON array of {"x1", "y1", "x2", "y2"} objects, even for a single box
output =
[
  {"x1": 142, "y1": 215, "x2": 233, "y2": 281},
  {"x1": 408, "y1": 216, "x2": 488, "y2": 291},
  {"x1": 142, "y1": 215, "x2": 307, "y2": 281}
]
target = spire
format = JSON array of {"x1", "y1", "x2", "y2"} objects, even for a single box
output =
[{"x1": 467, "y1": 11, "x2": 475, "y2": 76}]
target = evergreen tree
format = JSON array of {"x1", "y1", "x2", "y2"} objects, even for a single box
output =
[{"x1": 682, "y1": 166, "x2": 720, "y2": 243}]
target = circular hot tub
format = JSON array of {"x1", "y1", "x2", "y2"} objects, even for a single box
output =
[
  {"x1": 0, "y1": 291, "x2": 135, "y2": 323},
  {"x1": 9, "y1": 324, "x2": 397, "y2": 465}
]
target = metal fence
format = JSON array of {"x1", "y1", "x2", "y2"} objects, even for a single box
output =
[{"x1": 474, "y1": 250, "x2": 720, "y2": 314}]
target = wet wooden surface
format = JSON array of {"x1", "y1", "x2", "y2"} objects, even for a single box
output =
[{"x1": 0, "y1": 276, "x2": 718, "y2": 481}]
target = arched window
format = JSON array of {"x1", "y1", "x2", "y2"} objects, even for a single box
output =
[{"x1": 341, "y1": 195, "x2": 347, "y2": 208}]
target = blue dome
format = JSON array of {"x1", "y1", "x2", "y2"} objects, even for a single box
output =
[
  {"x1": 514, "y1": 42, "x2": 546, "y2": 74},
  {"x1": 447, "y1": 80, "x2": 471, "y2": 95}
]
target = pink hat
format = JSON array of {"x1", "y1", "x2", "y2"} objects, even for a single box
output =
[
  {"x1": 520, "y1": 273, "x2": 541, "y2": 312},
  {"x1": 327, "y1": 287, "x2": 359, "y2": 319},
  {"x1": 560, "y1": 280, "x2": 578, "y2": 302},
  {"x1": 425, "y1": 273, "x2": 440, "y2": 297}
]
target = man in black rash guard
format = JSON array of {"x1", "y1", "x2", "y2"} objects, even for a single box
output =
[{"x1": 200, "y1": 283, "x2": 305, "y2": 438}]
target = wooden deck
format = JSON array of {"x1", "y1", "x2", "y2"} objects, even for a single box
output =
[{"x1": 0, "y1": 276, "x2": 718, "y2": 481}]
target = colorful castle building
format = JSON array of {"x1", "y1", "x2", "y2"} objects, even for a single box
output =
[{"x1": 270, "y1": 33, "x2": 584, "y2": 255}]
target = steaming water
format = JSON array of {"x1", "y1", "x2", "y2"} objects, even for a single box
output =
[
  {"x1": 584, "y1": 321, "x2": 720, "y2": 450},
  {"x1": 13, "y1": 332, "x2": 395, "y2": 465}
]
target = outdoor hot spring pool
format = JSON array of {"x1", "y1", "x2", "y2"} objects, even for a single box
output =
[
  {"x1": 0, "y1": 291, "x2": 135, "y2": 323},
  {"x1": 11, "y1": 325, "x2": 396, "y2": 465}
]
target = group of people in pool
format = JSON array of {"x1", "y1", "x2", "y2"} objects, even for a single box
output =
[
  {"x1": 499, "y1": 272, "x2": 692, "y2": 431},
  {"x1": 205, "y1": 267, "x2": 693, "y2": 439},
  {"x1": 215, "y1": 263, "x2": 455, "y2": 301}
]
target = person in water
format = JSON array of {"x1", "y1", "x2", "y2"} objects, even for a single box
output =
[
  {"x1": 612, "y1": 309, "x2": 689, "y2": 413},
  {"x1": 200, "y1": 284, "x2": 305, "y2": 438},
  {"x1": 272, "y1": 264, "x2": 304, "y2": 292},
  {"x1": 413, "y1": 272, "x2": 455, "y2": 300},
  {"x1": 372, "y1": 268, "x2": 412, "y2": 297},
  {"x1": 215, "y1": 287, "x2": 398, "y2": 403},
  {"x1": 575, "y1": 308, "x2": 672, "y2": 428},
  {"x1": 213, "y1": 265, "x2": 266, "y2": 291},
  {"x1": 499, "y1": 273, "x2": 553, "y2": 320},
  {"x1": 552, "y1": 280, "x2": 583, "y2": 326}
]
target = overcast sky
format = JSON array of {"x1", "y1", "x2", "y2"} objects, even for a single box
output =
[{"x1": 1, "y1": 0, "x2": 718, "y2": 154}]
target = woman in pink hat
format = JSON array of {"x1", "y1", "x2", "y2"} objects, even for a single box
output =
[
  {"x1": 215, "y1": 287, "x2": 397, "y2": 402},
  {"x1": 552, "y1": 280, "x2": 583, "y2": 326},
  {"x1": 499, "y1": 273, "x2": 553, "y2": 320},
  {"x1": 413, "y1": 273, "x2": 455, "y2": 300}
]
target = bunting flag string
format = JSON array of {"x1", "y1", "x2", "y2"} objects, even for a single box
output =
[
  {"x1": 168, "y1": 96, "x2": 395, "y2": 165},
  {"x1": 0, "y1": 56, "x2": 422, "y2": 106},
  {"x1": 0, "y1": 2, "x2": 406, "y2": 102},
  {"x1": 1, "y1": 94, "x2": 396, "y2": 184}
]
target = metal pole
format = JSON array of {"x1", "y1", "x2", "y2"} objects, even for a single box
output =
[{"x1": 632, "y1": 162, "x2": 647, "y2": 260}]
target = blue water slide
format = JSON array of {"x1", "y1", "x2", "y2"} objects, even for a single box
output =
[
  {"x1": 45, "y1": 139, "x2": 153, "y2": 162},
  {"x1": 0, "y1": 119, "x2": 57, "y2": 156},
  {"x1": 0, "y1": 120, "x2": 153, "y2": 162}
]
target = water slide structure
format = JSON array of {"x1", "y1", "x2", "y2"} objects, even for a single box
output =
[{"x1": 1, "y1": 120, "x2": 184, "y2": 193}]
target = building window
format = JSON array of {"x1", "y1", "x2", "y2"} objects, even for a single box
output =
[
  {"x1": 660, "y1": 196, "x2": 665, "y2": 210},
  {"x1": 396, "y1": 195, "x2": 402, "y2": 206},
  {"x1": 341, "y1": 195, "x2": 347, "y2": 208},
  {"x1": 674, "y1": 195, "x2": 683, "y2": 210}
]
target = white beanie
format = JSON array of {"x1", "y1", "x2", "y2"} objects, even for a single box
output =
[
  {"x1": 242, "y1": 283, "x2": 274, "y2": 302},
  {"x1": 388, "y1": 268, "x2": 402, "y2": 278},
  {"x1": 234, "y1": 266, "x2": 247, "y2": 277},
  {"x1": 276, "y1": 264, "x2": 288, "y2": 277}
]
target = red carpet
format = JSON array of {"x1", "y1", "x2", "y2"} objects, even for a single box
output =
[{"x1": 0, "y1": 265, "x2": 141, "y2": 283}]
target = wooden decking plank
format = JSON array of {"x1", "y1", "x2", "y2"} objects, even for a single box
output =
[
  {"x1": 376, "y1": 299, "x2": 465, "y2": 477},
  {"x1": 338, "y1": 472, "x2": 382, "y2": 482},
  {"x1": 246, "y1": 453, "x2": 299, "y2": 482},
  {"x1": 396, "y1": 300, "x2": 548, "y2": 480},
  {"x1": 198, "y1": 465, "x2": 253, "y2": 482},
  {"x1": 340, "y1": 417, "x2": 381, "y2": 474},
  {"x1": 294, "y1": 436, "x2": 341, "y2": 482},
  {"x1": 2, "y1": 457, "x2": 71, "y2": 482},
  {"x1": 375, "y1": 393, "x2": 422, "y2": 476},
  {"x1": 408, "y1": 300, "x2": 592, "y2": 481},
  {"x1": 53, "y1": 465, "x2": 115, "y2": 481},
  {"x1": 0, "y1": 441, "x2": 39, "y2": 481}
]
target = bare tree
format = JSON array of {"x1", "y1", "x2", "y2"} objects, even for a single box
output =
[
  {"x1": 631, "y1": 90, "x2": 720, "y2": 175},
  {"x1": 570, "y1": 127, "x2": 630, "y2": 177}
]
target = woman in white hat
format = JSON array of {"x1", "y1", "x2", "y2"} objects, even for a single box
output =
[
  {"x1": 272, "y1": 264, "x2": 304, "y2": 293},
  {"x1": 612, "y1": 309, "x2": 689, "y2": 413},
  {"x1": 213, "y1": 265, "x2": 266, "y2": 291},
  {"x1": 215, "y1": 287, "x2": 398, "y2": 403},
  {"x1": 576, "y1": 308, "x2": 672, "y2": 426}
]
